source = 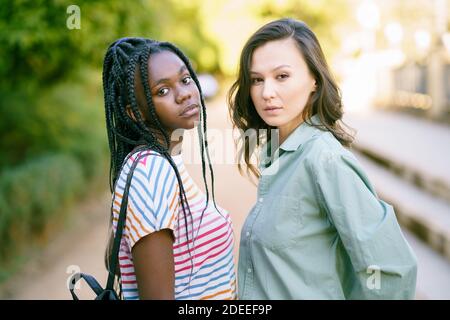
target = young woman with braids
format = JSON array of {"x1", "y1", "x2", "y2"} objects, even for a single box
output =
[
  {"x1": 103, "y1": 37, "x2": 236, "y2": 300},
  {"x1": 228, "y1": 19, "x2": 417, "y2": 299}
]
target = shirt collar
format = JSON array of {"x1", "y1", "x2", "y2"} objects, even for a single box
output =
[
  {"x1": 259, "y1": 114, "x2": 323, "y2": 170},
  {"x1": 279, "y1": 114, "x2": 323, "y2": 152}
]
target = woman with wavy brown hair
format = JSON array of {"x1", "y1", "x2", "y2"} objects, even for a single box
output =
[{"x1": 228, "y1": 18, "x2": 417, "y2": 300}]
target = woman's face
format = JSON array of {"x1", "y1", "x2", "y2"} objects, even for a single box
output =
[
  {"x1": 145, "y1": 50, "x2": 201, "y2": 133},
  {"x1": 249, "y1": 37, "x2": 316, "y2": 137}
]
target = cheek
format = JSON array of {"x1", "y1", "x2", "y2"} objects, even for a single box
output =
[
  {"x1": 286, "y1": 82, "x2": 312, "y2": 108},
  {"x1": 153, "y1": 99, "x2": 165, "y2": 116},
  {"x1": 190, "y1": 84, "x2": 201, "y2": 99},
  {"x1": 153, "y1": 100, "x2": 175, "y2": 124},
  {"x1": 250, "y1": 87, "x2": 261, "y2": 107}
]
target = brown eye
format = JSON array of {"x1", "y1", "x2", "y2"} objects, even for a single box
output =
[
  {"x1": 157, "y1": 88, "x2": 169, "y2": 96},
  {"x1": 277, "y1": 73, "x2": 289, "y2": 80},
  {"x1": 251, "y1": 77, "x2": 263, "y2": 85},
  {"x1": 182, "y1": 76, "x2": 192, "y2": 85}
]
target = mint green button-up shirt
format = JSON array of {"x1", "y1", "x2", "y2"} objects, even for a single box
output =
[{"x1": 238, "y1": 116, "x2": 417, "y2": 300}]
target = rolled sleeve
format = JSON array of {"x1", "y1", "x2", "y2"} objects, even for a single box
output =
[{"x1": 311, "y1": 150, "x2": 417, "y2": 299}]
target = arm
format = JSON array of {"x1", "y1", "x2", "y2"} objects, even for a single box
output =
[
  {"x1": 132, "y1": 229, "x2": 175, "y2": 299},
  {"x1": 123, "y1": 154, "x2": 180, "y2": 299},
  {"x1": 312, "y1": 150, "x2": 417, "y2": 299}
]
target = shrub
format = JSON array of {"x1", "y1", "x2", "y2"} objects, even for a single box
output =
[{"x1": 0, "y1": 153, "x2": 85, "y2": 262}]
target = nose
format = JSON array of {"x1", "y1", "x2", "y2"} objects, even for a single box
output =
[
  {"x1": 175, "y1": 85, "x2": 192, "y2": 104},
  {"x1": 261, "y1": 80, "x2": 276, "y2": 101}
]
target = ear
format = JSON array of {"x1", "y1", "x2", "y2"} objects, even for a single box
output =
[
  {"x1": 312, "y1": 80, "x2": 317, "y2": 92},
  {"x1": 125, "y1": 104, "x2": 138, "y2": 122}
]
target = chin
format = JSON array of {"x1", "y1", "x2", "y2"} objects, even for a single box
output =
[
  {"x1": 261, "y1": 117, "x2": 284, "y2": 128},
  {"x1": 190, "y1": 119, "x2": 201, "y2": 128},
  {"x1": 183, "y1": 120, "x2": 200, "y2": 130}
]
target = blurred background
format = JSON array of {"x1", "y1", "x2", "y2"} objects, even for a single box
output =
[{"x1": 0, "y1": 0, "x2": 449, "y2": 299}]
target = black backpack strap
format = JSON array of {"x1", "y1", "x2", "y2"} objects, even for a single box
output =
[
  {"x1": 106, "y1": 147, "x2": 153, "y2": 291},
  {"x1": 69, "y1": 272, "x2": 104, "y2": 300}
]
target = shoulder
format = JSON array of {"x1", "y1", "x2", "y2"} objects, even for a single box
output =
[
  {"x1": 304, "y1": 133, "x2": 375, "y2": 194},
  {"x1": 123, "y1": 150, "x2": 173, "y2": 173},
  {"x1": 302, "y1": 131, "x2": 358, "y2": 175},
  {"x1": 121, "y1": 150, "x2": 178, "y2": 189}
]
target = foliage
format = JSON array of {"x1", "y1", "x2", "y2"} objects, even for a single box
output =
[{"x1": 0, "y1": 153, "x2": 85, "y2": 263}]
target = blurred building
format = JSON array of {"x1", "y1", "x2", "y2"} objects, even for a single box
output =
[
  {"x1": 337, "y1": 0, "x2": 450, "y2": 123},
  {"x1": 373, "y1": 0, "x2": 450, "y2": 122}
]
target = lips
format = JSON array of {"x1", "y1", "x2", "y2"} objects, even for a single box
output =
[
  {"x1": 263, "y1": 106, "x2": 283, "y2": 115},
  {"x1": 264, "y1": 106, "x2": 282, "y2": 111},
  {"x1": 179, "y1": 104, "x2": 200, "y2": 117}
]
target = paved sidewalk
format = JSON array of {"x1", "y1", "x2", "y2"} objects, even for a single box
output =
[
  {"x1": 403, "y1": 230, "x2": 450, "y2": 299},
  {"x1": 0, "y1": 192, "x2": 111, "y2": 299}
]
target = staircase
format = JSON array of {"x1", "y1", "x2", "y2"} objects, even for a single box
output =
[{"x1": 344, "y1": 110, "x2": 450, "y2": 299}]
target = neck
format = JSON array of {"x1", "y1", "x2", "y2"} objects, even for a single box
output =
[
  {"x1": 278, "y1": 117, "x2": 304, "y2": 145},
  {"x1": 151, "y1": 128, "x2": 184, "y2": 156},
  {"x1": 168, "y1": 129, "x2": 184, "y2": 156},
  {"x1": 169, "y1": 137, "x2": 183, "y2": 156}
]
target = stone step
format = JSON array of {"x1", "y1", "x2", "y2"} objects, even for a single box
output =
[
  {"x1": 354, "y1": 151, "x2": 450, "y2": 261},
  {"x1": 345, "y1": 111, "x2": 450, "y2": 205}
]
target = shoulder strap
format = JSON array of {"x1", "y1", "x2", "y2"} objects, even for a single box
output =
[
  {"x1": 106, "y1": 147, "x2": 151, "y2": 291},
  {"x1": 69, "y1": 272, "x2": 104, "y2": 300}
]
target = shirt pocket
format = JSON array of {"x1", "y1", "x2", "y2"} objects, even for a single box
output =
[{"x1": 256, "y1": 195, "x2": 303, "y2": 250}]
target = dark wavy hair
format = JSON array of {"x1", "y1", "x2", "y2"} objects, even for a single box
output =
[
  {"x1": 102, "y1": 37, "x2": 217, "y2": 292},
  {"x1": 228, "y1": 18, "x2": 354, "y2": 179}
]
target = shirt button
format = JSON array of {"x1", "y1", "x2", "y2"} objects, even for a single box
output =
[
  {"x1": 247, "y1": 268, "x2": 252, "y2": 273},
  {"x1": 259, "y1": 197, "x2": 264, "y2": 203},
  {"x1": 246, "y1": 231, "x2": 250, "y2": 237}
]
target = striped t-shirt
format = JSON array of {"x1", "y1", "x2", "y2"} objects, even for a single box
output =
[{"x1": 112, "y1": 150, "x2": 237, "y2": 300}]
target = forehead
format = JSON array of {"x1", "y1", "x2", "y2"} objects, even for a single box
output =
[
  {"x1": 147, "y1": 50, "x2": 187, "y2": 83},
  {"x1": 250, "y1": 37, "x2": 306, "y2": 72}
]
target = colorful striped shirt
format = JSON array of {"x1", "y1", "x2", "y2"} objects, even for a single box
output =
[{"x1": 112, "y1": 150, "x2": 237, "y2": 300}]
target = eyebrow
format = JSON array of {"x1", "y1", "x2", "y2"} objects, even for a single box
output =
[
  {"x1": 152, "y1": 65, "x2": 188, "y2": 88},
  {"x1": 250, "y1": 64, "x2": 292, "y2": 74}
]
